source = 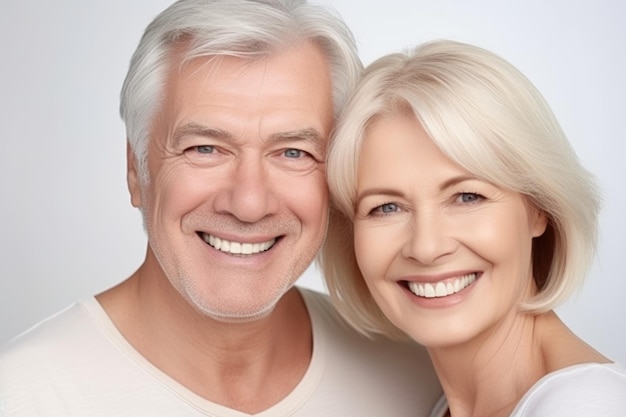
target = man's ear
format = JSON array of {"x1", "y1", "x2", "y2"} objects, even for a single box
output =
[{"x1": 127, "y1": 142, "x2": 142, "y2": 208}]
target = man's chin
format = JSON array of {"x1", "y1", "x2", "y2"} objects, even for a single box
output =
[
  {"x1": 199, "y1": 305, "x2": 275, "y2": 324},
  {"x1": 187, "y1": 295, "x2": 281, "y2": 324}
]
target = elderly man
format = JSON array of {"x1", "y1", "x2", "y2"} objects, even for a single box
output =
[{"x1": 0, "y1": 1, "x2": 440, "y2": 415}]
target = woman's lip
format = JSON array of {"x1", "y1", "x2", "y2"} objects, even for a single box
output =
[{"x1": 402, "y1": 272, "x2": 482, "y2": 298}]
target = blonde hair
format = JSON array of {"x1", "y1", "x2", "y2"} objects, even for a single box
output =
[{"x1": 319, "y1": 39, "x2": 601, "y2": 339}]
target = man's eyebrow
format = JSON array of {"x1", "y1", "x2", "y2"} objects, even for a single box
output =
[
  {"x1": 172, "y1": 123, "x2": 233, "y2": 146},
  {"x1": 172, "y1": 123, "x2": 326, "y2": 154},
  {"x1": 268, "y1": 128, "x2": 326, "y2": 155}
]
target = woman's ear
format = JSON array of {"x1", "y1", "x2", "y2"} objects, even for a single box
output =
[{"x1": 530, "y1": 206, "x2": 548, "y2": 238}]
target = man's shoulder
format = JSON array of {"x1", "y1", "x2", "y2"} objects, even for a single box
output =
[
  {"x1": 299, "y1": 286, "x2": 423, "y2": 352},
  {"x1": 298, "y1": 287, "x2": 441, "y2": 414},
  {"x1": 0, "y1": 300, "x2": 97, "y2": 371},
  {"x1": 0, "y1": 299, "x2": 124, "y2": 414},
  {"x1": 299, "y1": 286, "x2": 435, "y2": 367}
]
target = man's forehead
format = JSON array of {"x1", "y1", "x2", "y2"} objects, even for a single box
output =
[{"x1": 154, "y1": 41, "x2": 334, "y2": 150}]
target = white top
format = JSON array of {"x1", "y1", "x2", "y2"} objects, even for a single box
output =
[
  {"x1": 0, "y1": 288, "x2": 440, "y2": 416},
  {"x1": 429, "y1": 362, "x2": 626, "y2": 417}
]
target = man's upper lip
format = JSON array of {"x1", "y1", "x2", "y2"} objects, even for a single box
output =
[{"x1": 196, "y1": 230, "x2": 280, "y2": 244}]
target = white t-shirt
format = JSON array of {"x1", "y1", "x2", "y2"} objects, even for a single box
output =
[
  {"x1": 0, "y1": 288, "x2": 440, "y2": 416},
  {"x1": 429, "y1": 362, "x2": 626, "y2": 417}
]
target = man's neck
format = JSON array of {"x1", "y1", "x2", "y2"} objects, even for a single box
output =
[{"x1": 96, "y1": 261, "x2": 313, "y2": 413}]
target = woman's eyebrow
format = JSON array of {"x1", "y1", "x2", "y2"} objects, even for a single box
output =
[
  {"x1": 439, "y1": 174, "x2": 480, "y2": 191},
  {"x1": 355, "y1": 175, "x2": 481, "y2": 206},
  {"x1": 355, "y1": 188, "x2": 405, "y2": 207}
]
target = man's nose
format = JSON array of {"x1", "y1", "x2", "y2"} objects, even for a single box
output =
[{"x1": 213, "y1": 157, "x2": 280, "y2": 223}]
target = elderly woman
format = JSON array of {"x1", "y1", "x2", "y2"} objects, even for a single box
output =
[{"x1": 321, "y1": 40, "x2": 626, "y2": 416}]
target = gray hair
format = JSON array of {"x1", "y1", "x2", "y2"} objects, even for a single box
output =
[
  {"x1": 120, "y1": 0, "x2": 361, "y2": 183},
  {"x1": 320, "y1": 39, "x2": 601, "y2": 339}
]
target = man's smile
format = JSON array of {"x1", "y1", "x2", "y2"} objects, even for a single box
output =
[{"x1": 199, "y1": 232, "x2": 277, "y2": 255}]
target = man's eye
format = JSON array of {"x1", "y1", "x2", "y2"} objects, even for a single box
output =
[
  {"x1": 195, "y1": 145, "x2": 215, "y2": 154},
  {"x1": 284, "y1": 148, "x2": 305, "y2": 158}
]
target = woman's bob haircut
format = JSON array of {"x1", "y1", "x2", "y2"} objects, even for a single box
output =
[{"x1": 319, "y1": 39, "x2": 600, "y2": 339}]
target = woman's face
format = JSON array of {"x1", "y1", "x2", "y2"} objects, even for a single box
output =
[{"x1": 353, "y1": 114, "x2": 547, "y2": 348}]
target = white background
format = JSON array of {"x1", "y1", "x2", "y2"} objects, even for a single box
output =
[{"x1": 1, "y1": 1, "x2": 624, "y2": 365}]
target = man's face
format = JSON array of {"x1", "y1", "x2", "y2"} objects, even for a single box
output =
[{"x1": 127, "y1": 42, "x2": 334, "y2": 322}]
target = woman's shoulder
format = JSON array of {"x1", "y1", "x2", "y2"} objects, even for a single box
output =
[{"x1": 512, "y1": 362, "x2": 626, "y2": 416}]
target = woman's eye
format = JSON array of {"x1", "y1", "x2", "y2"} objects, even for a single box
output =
[
  {"x1": 457, "y1": 192, "x2": 483, "y2": 203},
  {"x1": 372, "y1": 202, "x2": 399, "y2": 214}
]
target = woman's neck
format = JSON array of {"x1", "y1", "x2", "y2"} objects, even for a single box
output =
[
  {"x1": 428, "y1": 311, "x2": 545, "y2": 417},
  {"x1": 428, "y1": 310, "x2": 610, "y2": 417}
]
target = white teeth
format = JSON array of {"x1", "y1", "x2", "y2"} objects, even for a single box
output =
[
  {"x1": 435, "y1": 282, "x2": 447, "y2": 297},
  {"x1": 408, "y1": 273, "x2": 477, "y2": 299},
  {"x1": 230, "y1": 242, "x2": 241, "y2": 254},
  {"x1": 202, "y1": 233, "x2": 276, "y2": 255},
  {"x1": 241, "y1": 243, "x2": 253, "y2": 255},
  {"x1": 424, "y1": 283, "x2": 435, "y2": 297}
]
